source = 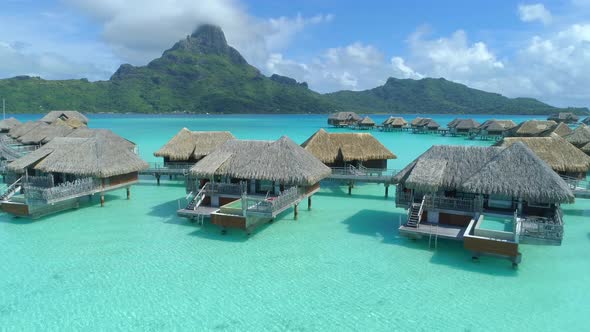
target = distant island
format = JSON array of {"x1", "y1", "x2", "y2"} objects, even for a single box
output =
[{"x1": 0, "y1": 24, "x2": 587, "y2": 115}]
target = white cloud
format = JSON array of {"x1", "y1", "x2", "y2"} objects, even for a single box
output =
[
  {"x1": 65, "y1": 0, "x2": 332, "y2": 68},
  {"x1": 518, "y1": 3, "x2": 552, "y2": 25}
]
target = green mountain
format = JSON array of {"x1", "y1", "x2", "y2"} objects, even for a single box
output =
[
  {"x1": 325, "y1": 77, "x2": 588, "y2": 115},
  {"x1": 0, "y1": 24, "x2": 586, "y2": 115},
  {"x1": 0, "y1": 25, "x2": 332, "y2": 114}
]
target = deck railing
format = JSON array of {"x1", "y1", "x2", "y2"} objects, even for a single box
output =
[
  {"x1": 330, "y1": 165, "x2": 399, "y2": 178},
  {"x1": 518, "y1": 208, "x2": 564, "y2": 242},
  {"x1": 24, "y1": 177, "x2": 99, "y2": 205},
  {"x1": 395, "y1": 186, "x2": 413, "y2": 207},
  {"x1": 242, "y1": 186, "x2": 302, "y2": 216},
  {"x1": 147, "y1": 162, "x2": 196, "y2": 170},
  {"x1": 205, "y1": 182, "x2": 244, "y2": 196}
]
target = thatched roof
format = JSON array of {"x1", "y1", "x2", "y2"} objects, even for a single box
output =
[
  {"x1": 328, "y1": 111, "x2": 362, "y2": 121},
  {"x1": 383, "y1": 116, "x2": 407, "y2": 126},
  {"x1": 17, "y1": 120, "x2": 74, "y2": 145},
  {"x1": 8, "y1": 133, "x2": 148, "y2": 177},
  {"x1": 67, "y1": 128, "x2": 136, "y2": 150},
  {"x1": 564, "y1": 124, "x2": 590, "y2": 147},
  {"x1": 394, "y1": 143, "x2": 573, "y2": 203},
  {"x1": 581, "y1": 142, "x2": 590, "y2": 154},
  {"x1": 190, "y1": 136, "x2": 331, "y2": 185},
  {"x1": 358, "y1": 116, "x2": 375, "y2": 126},
  {"x1": 411, "y1": 117, "x2": 432, "y2": 127},
  {"x1": 550, "y1": 122, "x2": 574, "y2": 137},
  {"x1": 509, "y1": 120, "x2": 557, "y2": 137},
  {"x1": 0, "y1": 117, "x2": 21, "y2": 131},
  {"x1": 426, "y1": 119, "x2": 440, "y2": 129},
  {"x1": 451, "y1": 119, "x2": 480, "y2": 130},
  {"x1": 153, "y1": 128, "x2": 235, "y2": 161},
  {"x1": 498, "y1": 134, "x2": 590, "y2": 173},
  {"x1": 39, "y1": 111, "x2": 89, "y2": 125},
  {"x1": 301, "y1": 129, "x2": 396, "y2": 163},
  {"x1": 8, "y1": 121, "x2": 44, "y2": 138},
  {"x1": 548, "y1": 112, "x2": 579, "y2": 123}
]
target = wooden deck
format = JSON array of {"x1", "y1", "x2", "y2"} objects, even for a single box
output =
[
  {"x1": 177, "y1": 206, "x2": 219, "y2": 218},
  {"x1": 399, "y1": 223, "x2": 466, "y2": 241}
]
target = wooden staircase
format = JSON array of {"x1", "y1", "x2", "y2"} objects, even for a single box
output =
[
  {"x1": 0, "y1": 177, "x2": 22, "y2": 201},
  {"x1": 406, "y1": 195, "x2": 425, "y2": 227}
]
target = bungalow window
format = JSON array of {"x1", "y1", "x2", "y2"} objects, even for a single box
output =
[
  {"x1": 257, "y1": 180, "x2": 274, "y2": 194},
  {"x1": 488, "y1": 194, "x2": 514, "y2": 209}
]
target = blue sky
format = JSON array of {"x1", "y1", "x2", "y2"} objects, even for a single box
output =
[{"x1": 1, "y1": 0, "x2": 589, "y2": 107}]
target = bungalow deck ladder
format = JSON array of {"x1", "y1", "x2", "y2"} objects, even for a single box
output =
[
  {"x1": 0, "y1": 176, "x2": 22, "y2": 201},
  {"x1": 406, "y1": 196, "x2": 426, "y2": 227},
  {"x1": 186, "y1": 183, "x2": 209, "y2": 210},
  {"x1": 428, "y1": 224, "x2": 439, "y2": 250}
]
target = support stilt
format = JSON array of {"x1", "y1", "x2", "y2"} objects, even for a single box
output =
[
  {"x1": 348, "y1": 184, "x2": 352, "y2": 195},
  {"x1": 169, "y1": 174, "x2": 172, "y2": 180},
  {"x1": 100, "y1": 194, "x2": 105, "y2": 207},
  {"x1": 156, "y1": 174, "x2": 161, "y2": 186},
  {"x1": 126, "y1": 187, "x2": 130, "y2": 200},
  {"x1": 294, "y1": 203, "x2": 299, "y2": 220},
  {"x1": 307, "y1": 196, "x2": 312, "y2": 210},
  {"x1": 385, "y1": 185, "x2": 389, "y2": 198}
]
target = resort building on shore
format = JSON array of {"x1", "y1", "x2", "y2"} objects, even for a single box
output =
[
  {"x1": 1, "y1": 132, "x2": 148, "y2": 218},
  {"x1": 381, "y1": 117, "x2": 407, "y2": 131},
  {"x1": 301, "y1": 129, "x2": 396, "y2": 170},
  {"x1": 547, "y1": 112, "x2": 579, "y2": 124},
  {"x1": 498, "y1": 134, "x2": 590, "y2": 180},
  {"x1": 506, "y1": 120, "x2": 557, "y2": 137},
  {"x1": 327, "y1": 111, "x2": 362, "y2": 127},
  {"x1": 154, "y1": 128, "x2": 235, "y2": 168},
  {"x1": 178, "y1": 136, "x2": 331, "y2": 233},
  {"x1": 447, "y1": 118, "x2": 480, "y2": 136},
  {"x1": 472, "y1": 119, "x2": 517, "y2": 140},
  {"x1": 393, "y1": 142, "x2": 574, "y2": 265}
]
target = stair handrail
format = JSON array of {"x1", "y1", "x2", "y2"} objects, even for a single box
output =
[
  {"x1": 416, "y1": 195, "x2": 426, "y2": 226},
  {"x1": 0, "y1": 176, "x2": 23, "y2": 200},
  {"x1": 187, "y1": 183, "x2": 209, "y2": 210}
]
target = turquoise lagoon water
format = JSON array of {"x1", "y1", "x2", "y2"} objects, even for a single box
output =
[{"x1": 1, "y1": 114, "x2": 589, "y2": 331}]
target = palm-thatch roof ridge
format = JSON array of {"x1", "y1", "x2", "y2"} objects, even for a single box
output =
[
  {"x1": 190, "y1": 136, "x2": 331, "y2": 185},
  {"x1": 40, "y1": 111, "x2": 89, "y2": 125},
  {"x1": 0, "y1": 117, "x2": 21, "y2": 131},
  {"x1": 301, "y1": 129, "x2": 396, "y2": 163},
  {"x1": 564, "y1": 124, "x2": 590, "y2": 147},
  {"x1": 8, "y1": 133, "x2": 148, "y2": 177},
  {"x1": 8, "y1": 121, "x2": 44, "y2": 138},
  {"x1": 17, "y1": 120, "x2": 75, "y2": 145},
  {"x1": 497, "y1": 134, "x2": 590, "y2": 173},
  {"x1": 153, "y1": 128, "x2": 235, "y2": 161},
  {"x1": 394, "y1": 143, "x2": 573, "y2": 203},
  {"x1": 67, "y1": 127, "x2": 136, "y2": 150}
]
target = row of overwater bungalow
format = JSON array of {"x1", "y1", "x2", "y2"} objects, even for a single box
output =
[
  {"x1": 1, "y1": 112, "x2": 588, "y2": 266},
  {"x1": 0, "y1": 111, "x2": 148, "y2": 218}
]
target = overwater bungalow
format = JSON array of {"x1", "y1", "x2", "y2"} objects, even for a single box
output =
[
  {"x1": 447, "y1": 118, "x2": 480, "y2": 136},
  {"x1": 301, "y1": 129, "x2": 396, "y2": 170},
  {"x1": 179, "y1": 136, "x2": 331, "y2": 233},
  {"x1": 355, "y1": 116, "x2": 375, "y2": 130},
  {"x1": 498, "y1": 134, "x2": 590, "y2": 179},
  {"x1": 382, "y1": 116, "x2": 407, "y2": 131},
  {"x1": 582, "y1": 117, "x2": 590, "y2": 125},
  {"x1": 507, "y1": 120, "x2": 557, "y2": 137},
  {"x1": 327, "y1": 111, "x2": 362, "y2": 127},
  {"x1": 1, "y1": 132, "x2": 148, "y2": 218},
  {"x1": 154, "y1": 128, "x2": 235, "y2": 168},
  {"x1": 547, "y1": 112, "x2": 579, "y2": 124},
  {"x1": 394, "y1": 142, "x2": 574, "y2": 265},
  {"x1": 411, "y1": 118, "x2": 440, "y2": 133},
  {"x1": 39, "y1": 110, "x2": 89, "y2": 126},
  {"x1": 16, "y1": 120, "x2": 76, "y2": 145},
  {"x1": 0, "y1": 118, "x2": 21, "y2": 133},
  {"x1": 564, "y1": 124, "x2": 590, "y2": 150},
  {"x1": 473, "y1": 120, "x2": 517, "y2": 140},
  {"x1": 550, "y1": 122, "x2": 574, "y2": 137}
]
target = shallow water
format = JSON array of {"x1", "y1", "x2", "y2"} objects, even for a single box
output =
[{"x1": 1, "y1": 114, "x2": 589, "y2": 331}]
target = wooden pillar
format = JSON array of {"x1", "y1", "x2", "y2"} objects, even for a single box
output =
[
  {"x1": 294, "y1": 203, "x2": 299, "y2": 220},
  {"x1": 307, "y1": 196, "x2": 312, "y2": 210},
  {"x1": 126, "y1": 187, "x2": 130, "y2": 200},
  {"x1": 100, "y1": 194, "x2": 105, "y2": 207},
  {"x1": 348, "y1": 183, "x2": 352, "y2": 195},
  {"x1": 385, "y1": 185, "x2": 389, "y2": 198},
  {"x1": 169, "y1": 174, "x2": 172, "y2": 180},
  {"x1": 156, "y1": 174, "x2": 161, "y2": 186}
]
